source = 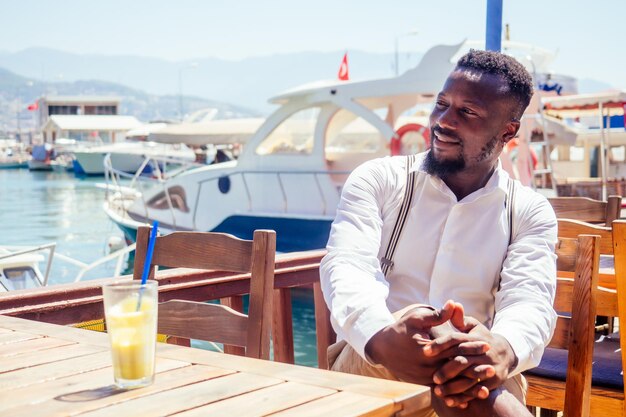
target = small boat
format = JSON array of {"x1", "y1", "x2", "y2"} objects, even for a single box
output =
[
  {"x1": 0, "y1": 156, "x2": 29, "y2": 169},
  {"x1": 0, "y1": 139, "x2": 30, "y2": 169},
  {"x1": 0, "y1": 246, "x2": 47, "y2": 291},
  {"x1": 0, "y1": 242, "x2": 136, "y2": 292},
  {"x1": 28, "y1": 144, "x2": 54, "y2": 171},
  {"x1": 73, "y1": 140, "x2": 197, "y2": 175}
]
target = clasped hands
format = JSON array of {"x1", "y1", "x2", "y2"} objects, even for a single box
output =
[{"x1": 365, "y1": 300, "x2": 517, "y2": 409}]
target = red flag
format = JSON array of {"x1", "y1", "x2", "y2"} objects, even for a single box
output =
[
  {"x1": 27, "y1": 101, "x2": 39, "y2": 111},
  {"x1": 337, "y1": 52, "x2": 349, "y2": 81}
]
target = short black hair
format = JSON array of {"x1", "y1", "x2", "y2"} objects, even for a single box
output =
[{"x1": 456, "y1": 49, "x2": 533, "y2": 118}]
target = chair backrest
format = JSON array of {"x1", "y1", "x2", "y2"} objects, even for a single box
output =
[
  {"x1": 133, "y1": 227, "x2": 276, "y2": 359},
  {"x1": 557, "y1": 219, "x2": 613, "y2": 255},
  {"x1": 553, "y1": 234, "x2": 601, "y2": 417},
  {"x1": 611, "y1": 220, "x2": 626, "y2": 401},
  {"x1": 549, "y1": 195, "x2": 621, "y2": 226}
]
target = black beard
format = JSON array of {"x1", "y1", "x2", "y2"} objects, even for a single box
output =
[
  {"x1": 422, "y1": 149, "x2": 465, "y2": 177},
  {"x1": 478, "y1": 135, "x2": 500, "y2": 162}
]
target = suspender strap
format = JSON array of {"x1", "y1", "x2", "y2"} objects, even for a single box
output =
[
  {"x1": 507, "y1": 178, "x2": 516, "y2": 246},
  {"x1": 499, "y1": 178, "x2": 517, "y2": 291},
  {"x1": 380, "y1": 155, "x2": 417, "y2": 276}
]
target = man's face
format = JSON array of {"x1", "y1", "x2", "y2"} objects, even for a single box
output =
[{"x1": 425, "y1": 68, "x2": 517, "y2": 177}]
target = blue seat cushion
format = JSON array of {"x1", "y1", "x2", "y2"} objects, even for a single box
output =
[{"x1": 525, "y1": 335, "x2": 623, "y2": 389}]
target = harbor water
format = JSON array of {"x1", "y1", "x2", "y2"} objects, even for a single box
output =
[{"x1": 0, "y1": 168, "x2": 319, "y2": 366}]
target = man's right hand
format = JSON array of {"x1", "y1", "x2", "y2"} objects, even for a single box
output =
[{"x1": 364, "y1": 301, "x2": 490, "y2": 385}]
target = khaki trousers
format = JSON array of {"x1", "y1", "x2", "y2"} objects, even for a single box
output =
[{"x1": 327, "y1": 307, "x2": 527, "y2": 417}]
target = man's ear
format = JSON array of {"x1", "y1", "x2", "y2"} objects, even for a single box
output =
[{"x1": 502, "y1": 119, "x2": 521, "y2": 144}]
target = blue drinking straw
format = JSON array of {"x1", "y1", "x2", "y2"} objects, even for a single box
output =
[{"x1": 137, "y1": 221, "x2": 159, "y2": 311}]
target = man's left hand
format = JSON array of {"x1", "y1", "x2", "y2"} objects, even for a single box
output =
[{"x1": 424, "y1": 323, "x2": 517, "y2": 408}]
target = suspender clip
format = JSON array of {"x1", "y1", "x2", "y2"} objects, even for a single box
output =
[{"x1": 380, "y1": 257, "x2": 394, "y2": 271}]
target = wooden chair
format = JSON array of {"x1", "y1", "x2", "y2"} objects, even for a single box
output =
[
  {"x1": 525, "y1": 234, "x2": 601, "y2": 417},
  {"x1": 613, "y1": 220, "x2": 626, "y2": 417},
  {"x1": 133, "y1": 227, "x2": 276, "y2": 360},
  {"x1": 549, "y1": 195, "x2": 621, "y2": 226},
  {"x1": 528, "y1": 219, "x2": 626, "y2": 416}
]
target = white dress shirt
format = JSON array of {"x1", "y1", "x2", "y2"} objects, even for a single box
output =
[{"x1": 320, "y1": 153, "x2": 557, "y2": 374}]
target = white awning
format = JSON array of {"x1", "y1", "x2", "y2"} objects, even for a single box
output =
[
  {"x1": 45, "y1": 115, "x2": 142, "y2": 131},
  {"x1": 543, "y1": 91, "x2": 626, "y2": 117}
]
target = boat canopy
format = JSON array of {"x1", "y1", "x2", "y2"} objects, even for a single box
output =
[
  {"x1": 126, "y1": 123, "x2": 168, "y2": 139},
  {"x1": 148, "y1": 118, "x2": 265, "y2": 146},
  {"x1": 269, "y1": 42, "x2": 463, "y2": 106}
]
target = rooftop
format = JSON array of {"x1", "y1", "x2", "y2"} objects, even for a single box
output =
[{"x1": 42, "y1": 95, "x2": 121, "y2": 104}]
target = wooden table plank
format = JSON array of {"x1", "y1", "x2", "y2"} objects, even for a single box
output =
[
  {"x1": 157, "y1": 345, "x2": 431, "y2": 406},
  {"x1": 0, "y1": 350, "x2": 110, "y2": 389},
  {"x1": 5, "y1": 365, "x2": 234, "y2": 417},
  {"x1": 80, "y1": 371, "x2": 283, "y2": 417},
  {"x1": 0, "y1": 343, "x2": 106, "y2": 375},
  {"x1": 0, "y1": 315, "x2": 110, "y2": 348},
  {"x1": 270, "y1": 391, "x2": 396, "y2": 417},
  {"x1": 176, "y1": 381, "x2": 337, "y2": 416},
  {"x1": 0, "y1": 337, "x2": 75, "y2": 357},
  {"x1": 0, "y1": 331, "x2": 42, "y2": 345},
  {"x1": 0, "y1": 357, "x2": 192, "y2": 414}
]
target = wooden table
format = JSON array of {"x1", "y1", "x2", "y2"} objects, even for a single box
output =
[{"x1": 0, "y1": 315, "x2": 430, "y2": 416}]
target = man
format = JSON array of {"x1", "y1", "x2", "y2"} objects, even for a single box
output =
[{"x1": 320, "y1": 49, "x2": 557, "y2": 416}]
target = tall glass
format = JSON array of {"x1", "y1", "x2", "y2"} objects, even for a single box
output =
[{"x1": 102, "y1": 280, "x2": 158, "y2": 389}]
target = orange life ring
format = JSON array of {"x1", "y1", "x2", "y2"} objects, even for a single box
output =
[{"x1": 391, "y1": 123, "x2": 431, "y2": 156}]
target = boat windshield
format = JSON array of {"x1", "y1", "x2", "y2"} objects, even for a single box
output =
[
  {"x1": 0, "y1": 267, "x2": 42, "y2": 291},
  {"x1": 325, "y1": 109, "x2": 383, "y2": 154},
  {"x1": 255, "y1": 107, "x2": 320, "y2": 155}
]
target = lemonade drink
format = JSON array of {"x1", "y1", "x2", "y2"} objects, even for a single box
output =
[{"x1": 103, "y1": 281, "x2": 158, "y2": 389}]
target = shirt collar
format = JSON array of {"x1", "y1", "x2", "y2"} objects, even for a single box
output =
[{"x1": 412, "y1": 152, "x2": 510, "y2": 198}]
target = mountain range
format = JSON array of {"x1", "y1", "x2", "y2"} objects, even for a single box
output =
[{"x1": 0, "y1": 48, "x2": 414, "y2": 114}]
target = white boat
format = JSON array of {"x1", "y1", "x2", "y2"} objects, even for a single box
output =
[
  {"x1": 104, "y1": 42, "x2": 458, "y2": 251},
  {"x1": 0, "y1": 242, "x2": 136, "y2": 292},
  {"x1": 73, "y1": 141, "x2": 197, "y2": 175},
  {"x1": 0, "y1": 246, "x2": 46, "y2": 291},
  {"x1": 0, "y1": 139, "x2": 30, "y2": 169}
]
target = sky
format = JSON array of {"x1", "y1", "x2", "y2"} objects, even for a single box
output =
[{"x1": 1, "y1": 0, "x2": 624, "y2": 88}]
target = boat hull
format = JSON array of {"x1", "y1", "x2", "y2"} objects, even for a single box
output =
[
  {"x1": 112, "y1": 214, "x2": 332, "y2": 253},
  {"x1": 28, "y1": 160, "x2": 53, "y2": 171},
  {"x1": 0, "y1": 161, "x2": 28, "y2": 169}
]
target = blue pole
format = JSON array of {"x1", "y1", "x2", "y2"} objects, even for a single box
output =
[{"x1": 486, "y1": 0, "x2": 503, "y2": 52}]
